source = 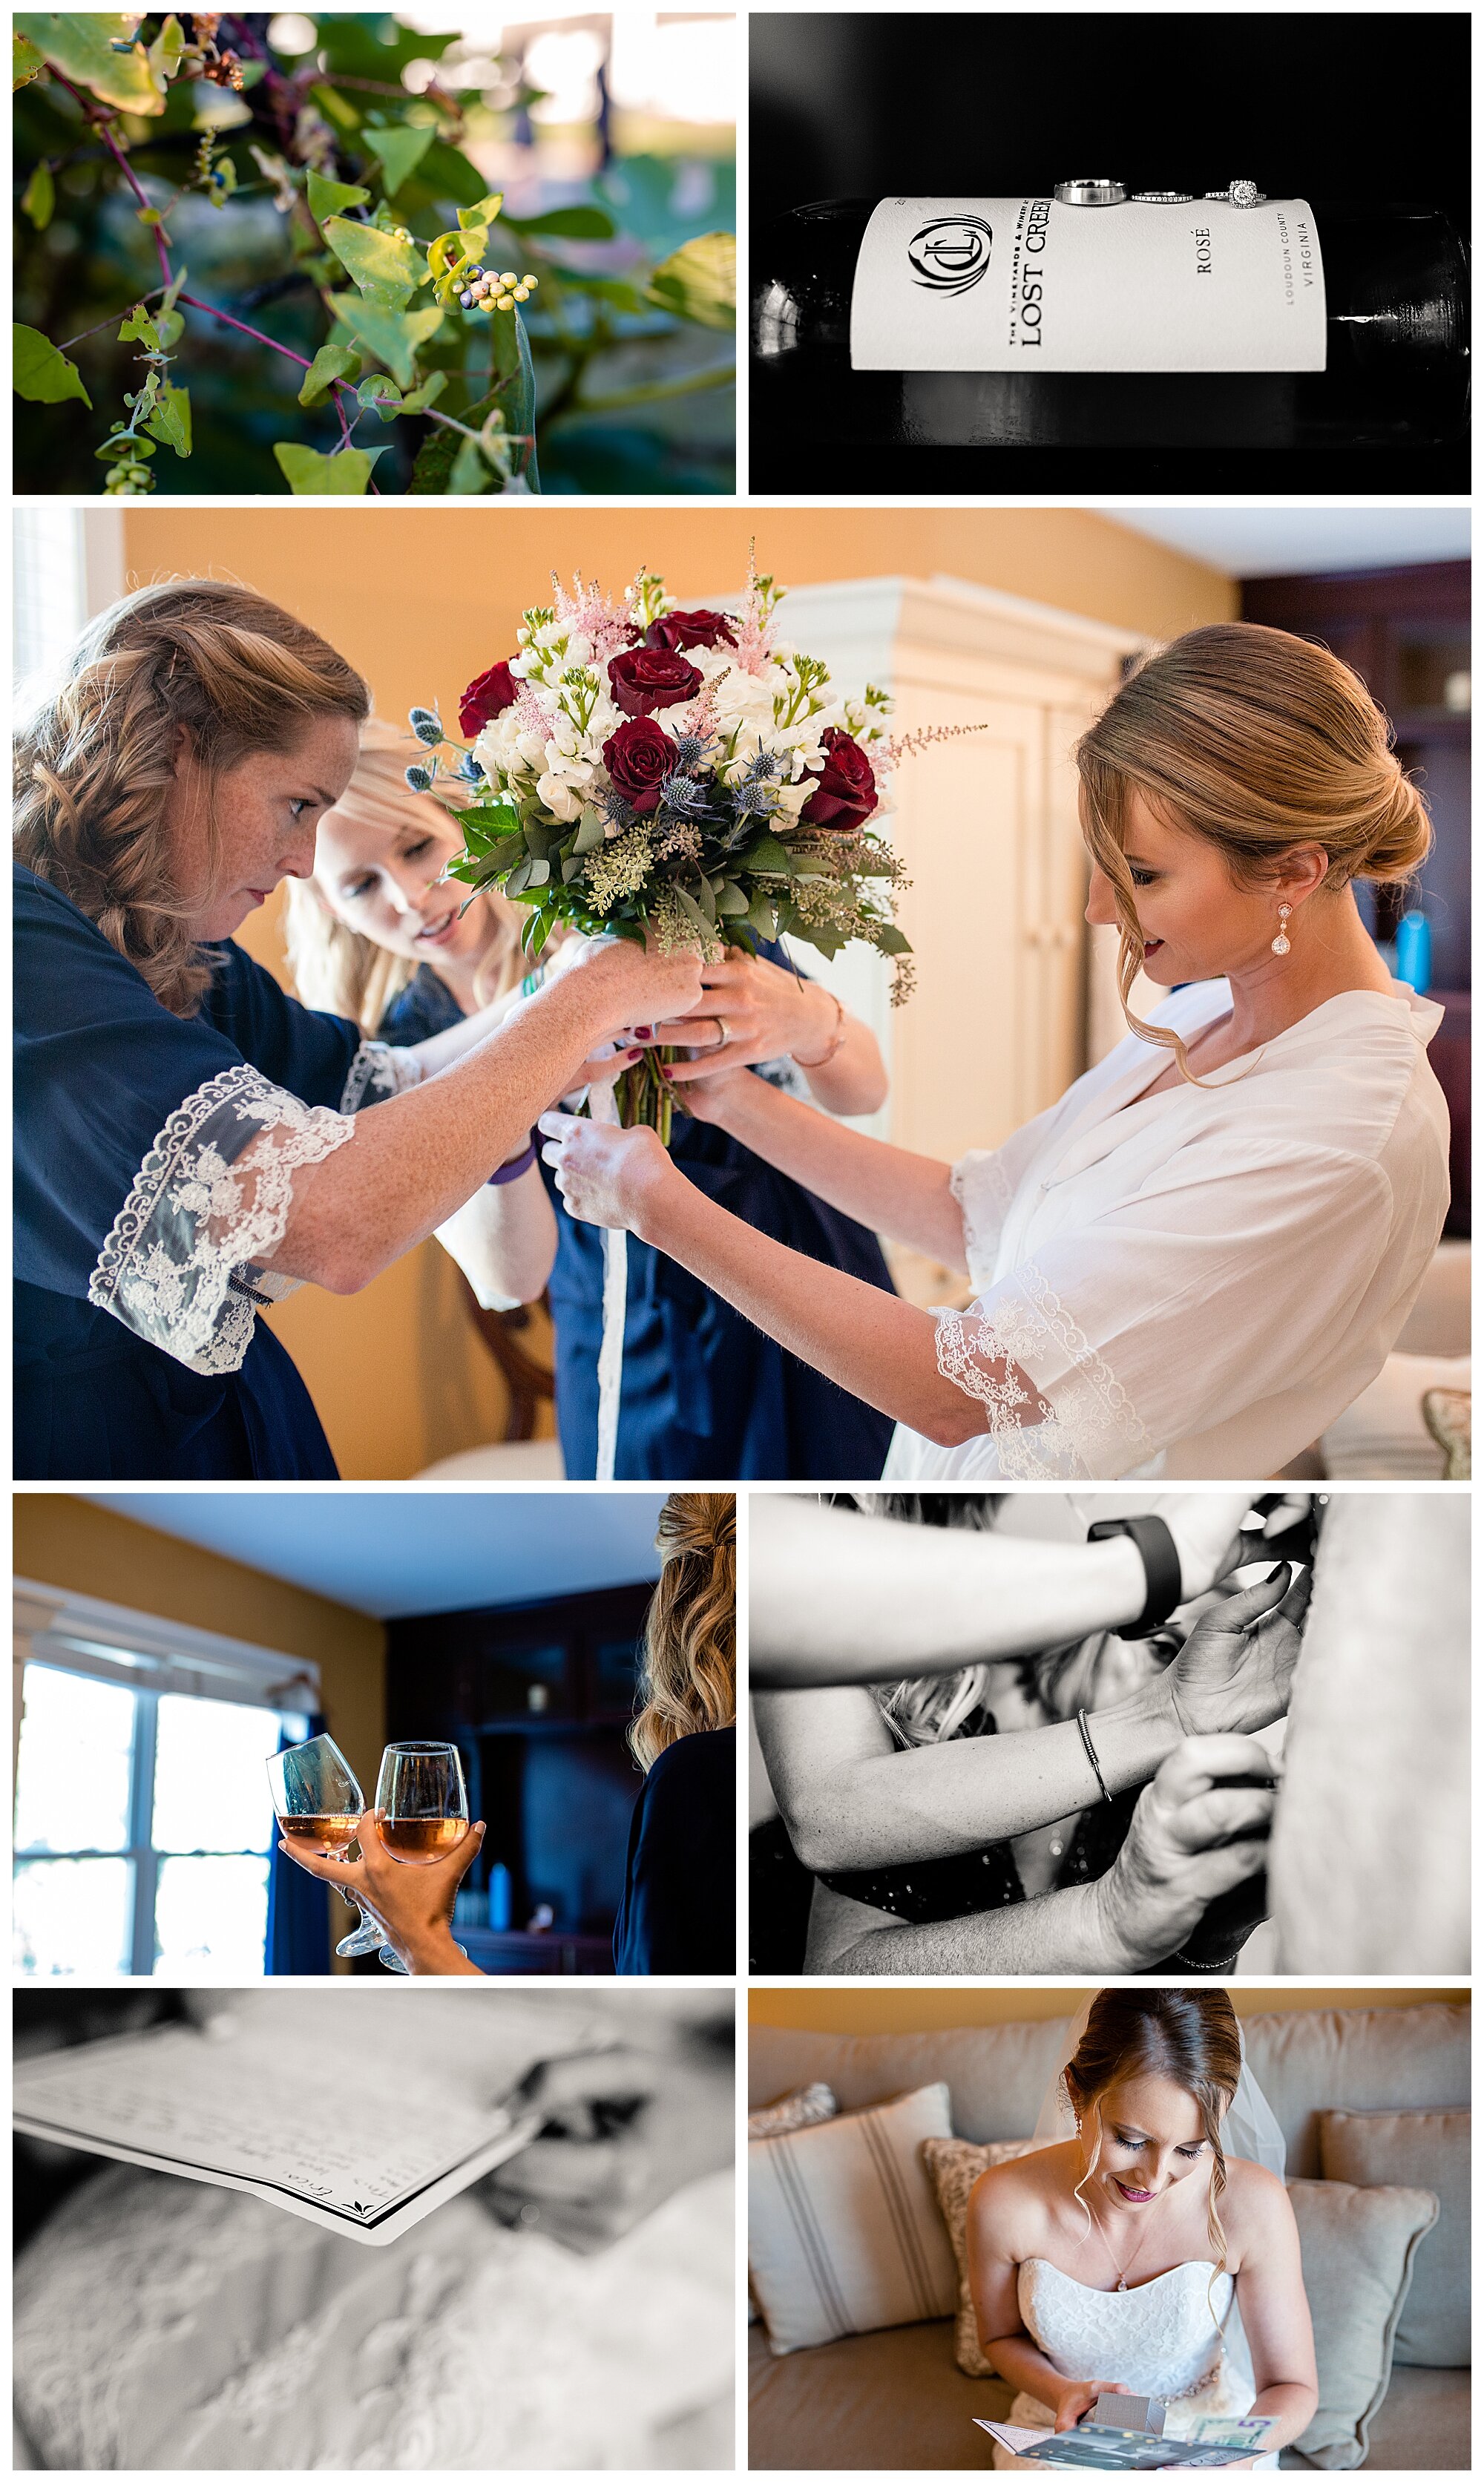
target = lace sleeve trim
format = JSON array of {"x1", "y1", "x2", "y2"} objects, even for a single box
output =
[
  {"x1": 950, "y1": 1148, "x2": 1014, "y2": 1286},
  {"x1": 934, "y1": 1259, "x2": 1154, "y2": 1480},
  {"x1": 88, "y1": 1065, "x2": 356, "y2": 1376},
  {"x1": 340, "y1": 1037, "x2": 422, "y2": 1112}
]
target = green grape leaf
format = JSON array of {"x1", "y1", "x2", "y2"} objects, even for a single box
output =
[
  {"x1": 15, "y1": 14, "x2": 164, "y2": 113},
  {"x1": 306, "y1": 169, "x2": 370, "y2": 225},
  {"x1": 363, "y1": 121, "x2": 436, "y2": 199},
  {"x1": 13, "y1": 324, "x2": 91, "y2": 408},
  {"x1": 457, "y1": 191, "x2": 504, "y2": 231},
  {"x1": 501, "y1": 203, "x2": 614, "y2": 240},
  {"x1": 142, "y1": 381, "x2": 191, "y2": 457},
  {"x1": 322, "y1": 216, "x2": 425, "y2": 309},
  {"x1": 297, "y1": 340, "x2": 360, "y2": 407},
  {"x1": 117, "y1": 304, "x2": 160, "y2": 348},
  {"x1": 13, "y1": 30, "x2": 47, "y2": 86},
  {"x1": 273, "y1": 442, "x2": 386, "y2": 496},
  {"x1": 646, "y1": 231, "x2": 735, "y2": 331},
  {"x1": 328, "y1": 294, "x2": 444, "y2": 389},
  {"x1": 21, "y1": 161, "x2": 53, "y2": 229}
]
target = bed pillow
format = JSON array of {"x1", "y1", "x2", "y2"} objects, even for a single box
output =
[
  {"x1": 748, "y1": 2082, "x2": 957, "y2": 2355},
  {"x1": 1320, "y1": 1354, "x2": 1471, "y2": 1480},
  {"x1": 921, "y1": 2135, "x2": 1046, "y2": 2375},
  {"x1": 1318, "y1": 2108, "x2": 1469, "y2": 2368},
  {"x1": 1287, "y1": 2175, "x2": 1439, "y2": 2470}
]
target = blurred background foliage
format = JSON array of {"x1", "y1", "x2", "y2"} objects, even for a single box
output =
[{"x1": 13, "y1": 10, "x2": 736, "y2": 494}]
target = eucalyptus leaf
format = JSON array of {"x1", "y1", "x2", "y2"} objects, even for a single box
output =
[
  {"x1": 875, "y1": 924, "x2": 913, "y2": 956},
  {"x1": 715, "y1": 882, "x2": 751, "y2": 917},
  {"x1": 13, "y1": 324, "x2": 91, "y2": 407},
  {"x1": 273, "y1": 442, "x2": 384, "y2": 496},
  {"x1": 573, "y1": 810, "x2": 607, "y2": 856},
  {"x1": 505, "y1": 856, "x2": 534, "y2": 897},
  {"x1": 741, "y1": 832, "x2": 795, "y2": 876}
]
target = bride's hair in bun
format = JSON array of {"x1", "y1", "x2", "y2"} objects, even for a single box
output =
[
  {"x1": 15, "y1": 576, "x2": 368, "y2": 1017},
  {"x1": 1077, "y1": 622, "x2": 1432, "y2": 1077},
  {"x1": 1067, "y1": 1988, "x2": 1244, "y2": 2306},
  {"x1": 282, "y1": 718, "x2": 525, "y2": 1033},
  {"x1": 630, "y1": 1494, "x2": 736, "y2": 1771}
]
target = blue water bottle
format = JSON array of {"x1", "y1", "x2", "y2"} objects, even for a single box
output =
[{"x1": 1394, "y1": 908, "x2": 1432, "y2": 993}]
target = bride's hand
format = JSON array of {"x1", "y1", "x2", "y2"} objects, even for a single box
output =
[
  {"x1": 1166, "y1": 1564, "x2": 1312, "y2": 1737},
  {"x1": 538, "y1": 1110, "x2": 676, "y2": 1231},
  {"x1": 482, "y1": 2042, "x2": 732, "y2": 2254},
  {"x1": 667, "y1": 1061, "x2": 752, "y2": 1126},
  {"x1": 1096, "y1": 1736, "x2": 1278, "y2": 1971},
  {"x1": 1053, "y1": 2378, "x2": 1131, "y2": 2433},
  {"x1": 643, "y1": 949, "x2": 841, "y2": 1083}
]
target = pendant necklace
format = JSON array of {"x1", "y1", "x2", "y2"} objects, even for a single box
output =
[{"x1": 1086, "y1": 2190, "x2": 1159, "y2": 2293}]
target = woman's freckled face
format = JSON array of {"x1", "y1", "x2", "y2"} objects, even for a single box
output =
[
  {"x1": 174, "y1": 713, "x2": 362, "y2": 942},
  {"x1": 1084, "y1": 2071, "x2": 1218, "y2": 2210},
  {"x1": 1084, "y1": 788, "x2": 1298, "y2": 988},
  {"x1": 314, "y1": 798, "x2": 484, "y2": 967}
]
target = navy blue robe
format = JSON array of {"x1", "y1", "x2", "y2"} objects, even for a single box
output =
[
  {"x1": 613, "y1": 1725, "x2": 737, "y2": 1974},
  {"x1": 380, "y1": 960, "x2": 897, "y2": 1481},
  {"x1": 14, "y1": 865, "x2": 395, "y2": 1480}
]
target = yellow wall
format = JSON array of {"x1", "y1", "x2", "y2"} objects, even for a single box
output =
[
  {"x1": 748, "y1": 1986, "x2": 1468, "y2": 2032},
  {"x1": 118, "y1": 506, "x2": 1232, "y2": 1476},
  {"x1": 14, "y1": 1496, "x2": 386, "y2": 1803}
]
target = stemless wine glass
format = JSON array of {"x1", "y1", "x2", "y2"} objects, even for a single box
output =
[
  {"x1": 266, "y1": 1733, "x2": 384, "y2": 1961},
  {"x1": 372, "y1": 1739, "x2": 471, "y2": 1975}
]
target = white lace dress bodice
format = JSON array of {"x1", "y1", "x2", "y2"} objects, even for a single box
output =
[
  {"x1": 13, "y1": 2162, "x2": 732, "y2": 2470},
  {"x1": 991, "y1": 2257, "x2": 1275, "y2": 2472}
]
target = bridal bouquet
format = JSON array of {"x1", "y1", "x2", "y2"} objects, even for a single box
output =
[{"x1": 407, "y1": 565, "x2": 913, "y2": 1137}]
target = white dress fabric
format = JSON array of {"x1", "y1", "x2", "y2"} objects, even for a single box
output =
[
  {"x1": 992, "y1": 2257, "x2": 1275, "y2": 2470},
  {"x1": 13, "y1": 2162, "x2": 733, "y2": 2470},
  {"x1": 886, "y1": 979, "x2": 1448, "y2": 1481}
]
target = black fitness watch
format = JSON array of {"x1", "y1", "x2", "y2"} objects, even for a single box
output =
[{"x1": 1086, "y1": 1515, "x2": 1183, "y2": 1639}]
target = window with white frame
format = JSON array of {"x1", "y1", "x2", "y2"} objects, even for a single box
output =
[{"x1": 13, "y1": 1587, "x2": 316, "y2": 1981}]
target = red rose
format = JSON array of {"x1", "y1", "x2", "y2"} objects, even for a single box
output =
[
  {"x1": 646, "y1": 607, "x2": 738, "y2": 655},
  {"x1": 603, "y1": 716, "x2": 674, "y2": 816},
  {"x1": 607, "y1": 646, "x2": 703, "y2": 718},
  {"x1": 459, "y1": 660, "x2": 520, "y2": 738},
  {"x1": 801, "y1": 727, "x2": 878, "y2": 832}
]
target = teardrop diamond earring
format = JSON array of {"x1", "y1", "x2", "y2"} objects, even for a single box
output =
[{"x1": 1272, "y1": 902, "x2": 1293, "y2": 957}]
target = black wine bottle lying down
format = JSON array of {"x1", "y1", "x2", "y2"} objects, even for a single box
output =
[{"x1": 752, "y1": 182, "x2": 1469, "y2": 450}]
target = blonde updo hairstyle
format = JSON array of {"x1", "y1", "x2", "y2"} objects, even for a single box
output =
[
  {"x1": 282, "y1": 717, "x2": 527, "y2": 1033},
  {"x1": 629, "y1": 1494, "x2": 736, "y2": 1773},
  {"x1": 1077, "y1": 622, "x2": 1432, "y2": 1077},
  {"x1": 15, "y1": 577, "x2": 369, "y2": 1017}
]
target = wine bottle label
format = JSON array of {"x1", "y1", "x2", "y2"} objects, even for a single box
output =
[{"x1": 850, "y1": 196, "x2": 1327, "y2": 373}]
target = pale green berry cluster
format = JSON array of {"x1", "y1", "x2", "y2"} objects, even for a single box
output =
[{"x1": 456, "y1": 266, "x2": 537, "y2": 313}]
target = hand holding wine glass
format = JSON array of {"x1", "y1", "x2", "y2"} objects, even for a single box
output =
[
  {"x1": 266, "y1": 1733, "x2": 387, "y2": 1962},
  {"x1": 276, "y1": 1736, "x2": 486, "y2": 1975}
]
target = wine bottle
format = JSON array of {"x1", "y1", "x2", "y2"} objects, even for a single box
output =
[{"x1": 753, "y1": 184, "x2": 1469, "y2": 455}]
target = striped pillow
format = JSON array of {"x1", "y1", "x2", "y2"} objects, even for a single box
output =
[{"x1": 748, "y1": 2081, "x2": 959, "y2": 2354}]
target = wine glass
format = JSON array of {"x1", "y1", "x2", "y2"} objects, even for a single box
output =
[
  {"x1": 372, "y1": 1739, "x2": 471, "y2": 1975},
  {"x1": 266, "y1": 1733, "x2": 384, "y2": 1961}
]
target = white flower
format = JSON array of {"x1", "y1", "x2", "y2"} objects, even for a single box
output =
[{"x1": 536, "y1": 773, "x2": 583, "y2": 821}]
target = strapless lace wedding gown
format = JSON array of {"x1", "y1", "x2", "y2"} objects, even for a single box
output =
[
  {"x1": 13, "y1": 2163, "x2": 733, "y2": 2470},
  {"x1": 992, "y1": 2258, "x2": 1277, "y2": 2472}
]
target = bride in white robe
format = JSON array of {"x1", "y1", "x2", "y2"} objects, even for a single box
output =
[{"x1": 540, "y1": 623, "x2": 1451, "y2": 1482}]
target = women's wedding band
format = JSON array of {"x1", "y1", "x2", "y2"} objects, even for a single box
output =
[{"x1": 704, "y1": 1016, "x2": 729, "y2": 1052}]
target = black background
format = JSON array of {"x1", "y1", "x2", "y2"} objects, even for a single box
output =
[{"x1": 749, "y1": 11, "x2": 1471, "y2": 492}]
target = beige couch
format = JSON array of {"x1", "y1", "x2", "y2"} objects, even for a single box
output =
[{"x1": 749, "y1": 2004, "x2": 1469, "y2": 2470}]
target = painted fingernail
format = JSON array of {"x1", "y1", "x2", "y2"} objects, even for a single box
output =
[
  {"x1": 633, "y1": 1025, "x2": 652, "y2": 1040},
  {"x1": 1265, "y1": 1563, "x2": 1290, "y2": 1585}
]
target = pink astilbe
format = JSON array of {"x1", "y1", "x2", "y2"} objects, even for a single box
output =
[
  {"x1": 731, "y1": 544, "x2": 780, "y2": 678},
  {"x1": 551, "y1": 571, "x2": 637, "y2": 663}
]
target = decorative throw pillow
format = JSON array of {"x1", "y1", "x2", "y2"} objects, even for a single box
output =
[
  {"x1": 748, "y1": 2082, "x2": 958, "y2": 2355},
  {"x1": 747, "y1": 2083, "x2": 838, "y2": 2142},
  {"x1": 921, "y1": 2135, "x2": 1046, "y2": 2376},
  {"x1": 1320, "y1": 1353, "x2": 1471, "y2": 1480},
  {"x1": 746, "y1": 2087, "x2": 838, "y2": 2323},
  {"x1": 1318, "y1": 2108, "x2": 1470, "y2": 2368},
  {"x1": 1286, "y1": 2176, "x2": 1439, "y2": 2470},
  {"x1": 1422, "y1": 1387, "x2": 1471, "y2": 1480}
]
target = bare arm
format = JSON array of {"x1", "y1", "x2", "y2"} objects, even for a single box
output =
[
  {"x1": 644, "y1": 948, "x2": 890, "y2": 1120},
  {"x1": 968, "y1": 2170, "x2": 1103, "y2": 2420},
  {"x1": 261, "y1": 941, "x2": 700, "y2": 1296},
  {"x1": 1231, "y1": 2166, "x2": 1321, "y2": 2449},
  {"x1": 433, "y1": 1165, "x2": 559, "y2": 1308},
  {"x1": 676, "y1": 1064, "x2": 965, "y2": 1264},
  {"x1": 749, "y1": 1495, "x2": 1260, "y2": 1687}
]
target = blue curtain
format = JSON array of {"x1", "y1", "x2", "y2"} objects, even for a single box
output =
[{"x1": 264, "y1": 1713, "x2": 332, "y2": 1975}]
